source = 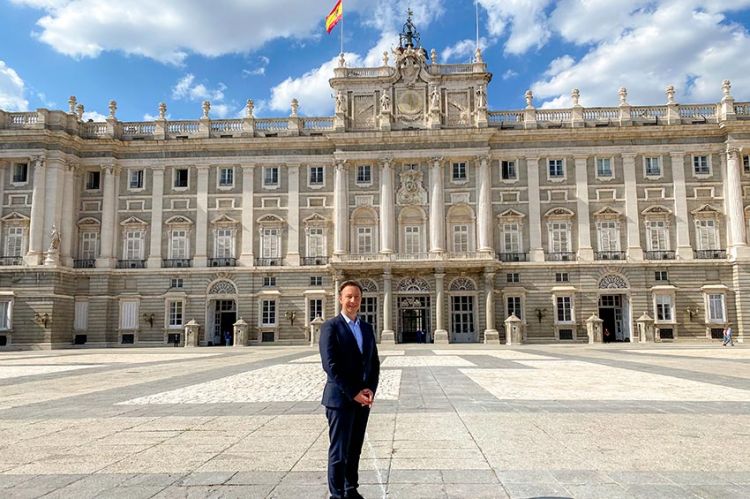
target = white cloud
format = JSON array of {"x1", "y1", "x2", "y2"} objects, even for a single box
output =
[
  {"x1": 243, "y1": 56, "x2": 270, "y2": 77},
  {"x1": 441, "y1": 37, "x2": 490, "y2": 63},
  {"x1": 0, "y1": 60, "x2": 28, "y2": 111},
  {"x1": 172, "y1": 74, "x2": 226, "y2": 102},
  {"x1": 502, "y1": 69, "x2": 518, "y2": 80},
  {"x1": 81, "y1": 110, "x2": 107, "y2": 122},
  {"x1": 478, "y1": 0, "x2": 553, "y2": 55}
]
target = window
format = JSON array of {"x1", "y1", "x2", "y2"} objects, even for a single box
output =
[
  {"x1": 645, "y1": 156, "x2": 661, "y2": 177},
  {"x1": 507, "y1": 296, "x2": 522, "y2": 320},
  {"x1": 404, "y1": 226, "x2": 421, "y2": 254},
  {"x1": 79, "y1": 232, "x2": 99, "y2": 259},
  {"x1": 129, "y1": 170, "x2": 144, "y2": 189},
  {"x1": 0, "y1": 300, "x2": 11, "y2": 330},
  {"x1": 506, "y1": 273, "x2": 519, "y2": 283},
  {"x1": 119, "y1": 300, "x2": 139, "y2": 330},
  {"x1": 170, "y1": 278, "x2": 183, "y2": 288},
  {"x1": 655, "y1": 271, "x2": 668, "y2": 282},
  {"x1": 744, "y1": 155, "x2": 750, "y2": 174},
  {"x1": 361, "y1": 296, "x2": 377, "y2": 332},
  {"x1": 167, "y1": 300, "x2": 183, "y2": 327},
  {"x1": 12, "y1": 163, "x2": 28, "y2": 183},
  {"x1": 501, "y1": 160, "x2": 516, "y2": 180},
  {"x1": 556, "y1": 296, "x2": 573, "y2": 322},
  {"x1": 307, "y1": 227, "x2": 325, "y2": 257},
  {"x1": 501, "y1": 223, "x2": 522, "y2": 253},
  {"x1": 647, "y1": 221, "x2": 669, "y2": 251},
  {"x1": 86, "y1": 171, "x2": 101, "y2": 190},
  {"x1": 549, "y1": 222, "x2": 571, "y2": 253},
  {"x1": 261, "y1": 299, "x2": 277, "y2": 326},
  {"x1": 5, "y1": 227, "x2": 24, "y2": 257},
  {"x1": 555, "y1": 272, "x2": 569, "y2": 283},
  {"x1": 309, "y1": 166, "x2": 324, "y2": 186},
  {"x1": 597, "y1": 221, "x2": 620, "y2": 252},
  {"x1": 261, "y1": 228, "x2": 281, "y2": 258},
  {"x1": 356, "y1": 227, "x2": 373, "y2": 254},
  {"x1": 693, "y1": 155, "x2": 710, "y2": 175},
  {"x1": 548, "y1": 159, "x2": 564, "y2": 178},
  {"x1": 263, "y1": 167, "x2": 279, "y2": 187},
  {"x1": 452, "y1": 225, "x2": 469, "y2": 252},
  {"x1": 263, "y1": 276, "x2": 276, "y2": 287},
  {"x1": 451, "y1": 296, "x2": 475, "y2": 334},
  {"x1": 123, "y1": 230, "x2": 144, "y2": 260},
  {"x1": 310, "y1": 276, "x2": 323, "y2": 286},
  {"x1": 74, "y1": 300, "x2": 88, "y2": 331},
  {"x1": 655, "y1": 295, "x2": 672, "y2": 321},
  {"x1": 169, "y1": 229, "x2": 188, "y2": 259},
  {"x1": 695, "y1": 220, "x2": 719, "y2": 250},
  {"x1": 174, "y1": 168, "x2": 188, "y2": 188},
  {"x1": 596, "y1": 158, "x2": 612, "y2": 178},
  {"x1": 219, "y1": 167, "x2": 234, "y2": 187},
  {"x1": 214, "y1": 228, "x2": 234, "y2": 258},
  {"x1": 356, "y1": 165, "x2": 371, "y2": 184},
  {"x1": 452, "y1": 162, "x2": 467, "y2": 181},
  {"x1": 309, "y1": 299, "x2": 323, "y2": 321},
  {"x1": 707, "y1": 294, "x2": 725, "y2": 322}
]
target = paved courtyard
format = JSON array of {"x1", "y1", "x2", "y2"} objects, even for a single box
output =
[{"x1": 0, "y1": 343, "x2": 749, "y2": 498}]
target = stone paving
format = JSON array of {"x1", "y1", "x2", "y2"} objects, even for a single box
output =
[{"x1": 0, "y1": 344, "x2": 749, "y2": 498}]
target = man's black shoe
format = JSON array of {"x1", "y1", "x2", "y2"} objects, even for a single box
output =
[{"x1": 344, "y1": 489, "x2": 365, "y2": 499}]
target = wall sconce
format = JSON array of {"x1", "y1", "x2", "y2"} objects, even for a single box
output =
[
  {"x1": 34, "y1": 312, "x2": 50, "y2": 328},
  {"x1": 285, "y1": 310, "x2": 296, "y2": 327},
  {"x1": 142, "y1": 313, "x2": 155, "y2": 328},
  {"x1": 685, "y1": 306, "x2": 698, "y2": 322},
  {"x1": 534, "y1": 308, "x2": 546, "y2": 323}
]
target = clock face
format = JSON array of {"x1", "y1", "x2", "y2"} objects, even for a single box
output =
[{"x1": 398, "y1": 90, "x2": 422, "y2": 115}]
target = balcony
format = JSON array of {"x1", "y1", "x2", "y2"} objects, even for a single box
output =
[
  {"x1": 162, "y1": 259, "x2": 192, "y2": 268},
  {"x1": 255, "y1": 257, "x2": 282, "y2": 266},
  {"x1": 302, "y1": 256, "x2": 329, "y2": 266},
  {"x1": 645, "y1": 250, "x2": 676, "y2": 260},
  {"x1": 73, "y1": 259, "x2": 96, "y2": 268},
  {"x1": 0, "y1": 256, "x2": 23, "y2": 266},
  {"x1": 546, "y1": 252, "x2": 576, "y2": 262},
  {"x1": 117, "y1": 259, "x2": 146, "y2": 269},
  {"x1": 208, "y1": 257, "x2": 237, "y2": 267},
  {"x1": 496, "y1": 252, "x2": 528, "y2": 262},
  {"x1": 595, "y1": 251, "x2": 626, "y2": 261},
  {"x1": 694, "y1": 249, "x2": 726, "y2": 260}
]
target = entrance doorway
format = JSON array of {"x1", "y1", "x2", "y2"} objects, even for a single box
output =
[
  {"x1": 213, "y1": 299, "x2": 237, "y2": 346},
  {"x1": 398, "y1": 296, "x2": 431, "y2": 343},
  {"x1": 598, "y1": 294, "x2": 629, "y2": 342}
]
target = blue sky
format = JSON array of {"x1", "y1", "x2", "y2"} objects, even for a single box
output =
[{"x1": 1, "y1": 0, "x2": 750, "y2": 122}]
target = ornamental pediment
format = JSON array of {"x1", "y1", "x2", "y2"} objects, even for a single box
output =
[
  {"x1": 690, "y1": 204, "x2": 721, "y2": 216},
  {"x1": 303, "y1": 213, "x2": 328, "y2": 225},
  {"x1": 497, "y1": 209, "x2": 525, "y2": 219},
  {"x1": 1, "y1": 212, "x2": 30, "y2": 223},
  {"x1": 77, "y1": 217, "x2": 101, "y2": 227},
  {"x1": 594, "y1": 206, "x2": 622, "y2": 218},
  {"x1": 164, "y1": 215, "x2": 193, "y2": 226},
  {"x1": 120, "y1": 216, "x2": 147, "y2": 226},
  {"x1": 210, "y1": 214, "x2": 238, "y2": 226},
  {"x1": 257, "y1": 214, "x2": 285, "y2": 226},
  {"x1": 544, "y1": 207, "x2": 575, "y2": 219},
  {"x1": 641, "y1": 205, "x2": 672, "y2": 216}
]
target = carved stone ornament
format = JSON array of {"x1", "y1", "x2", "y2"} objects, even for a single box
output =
[
  {"x1": 209, "y1": 280, "x2": 238, "y2": 295},
  {"x1": 396, "y1": 168, "x2": 428, "y2": 206},
  {"x1": 598, "y1": 274, "x2": 629, "y2": 289}
]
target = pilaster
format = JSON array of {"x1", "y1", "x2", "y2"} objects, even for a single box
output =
[
  {"x1": 574, "y1": 156, "x2": 594, "y2": 261},
  {"x1": 526, "y1": 157, "x2": 544, "y2": 261},
  {"x1": 622, "y1": 153, "x2": 643, "y2": 261},
  {"x1": 239, "y1": 165, "x2": 255, "y2": 266},
  {"x1": 194, "y1": 165, "x2": 210, "y2": 267},
  {"x1": 60, "y1": 161, "x2": 77, "y2": 266},
  {"x1": 381, "y1": 270, "x2": 395, "y2": 344},
  {"x1": 477, "y1": 155, "x2": 493, "y2": 254},
  {"x1": 96, "y1": 163, "x2": 118, "y2": 268},
  {"x1": 286, "y1": 163, "x2": 300, "y2": 265},
  {"x1": 333, "y1": 161, "x2": 348, "y2": 255},
  {"x1": 429, "y1": 157, "x2": 445, "y2": 253},
  {"x1": 433, "y1": 271, "x2": 448, "y2": 343},
  {"x1": 483, "y1": 271, "x2": 499, "y2": 343},
  {"x1": 147, "y1": 166, "x2": 165, "y2": 268},
  {"x1": 726, "y1": 148, "x2": 750, "y2": 259},
  {"x1": 379, "y1": 158, "x2": 395, "y2": 254},
  {"x1": 670, "y1": 152, "x2": 693, "y2": 260},
  {"x1": 25, "y1": 155, "x2": 46, "y2": 265}
]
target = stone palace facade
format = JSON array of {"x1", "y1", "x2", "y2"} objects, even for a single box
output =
[{"x1": 1, "y1": 21, "x2": 750, "y2": 349}]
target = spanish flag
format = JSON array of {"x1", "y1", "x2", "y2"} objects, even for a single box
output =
[{"x1": 326, "y1": 0, "x2": 343, "y2": 33}]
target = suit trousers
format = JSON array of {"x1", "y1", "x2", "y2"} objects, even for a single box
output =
[{"x1": 326, "y1": 405, "x2": 370, "y2": 498}]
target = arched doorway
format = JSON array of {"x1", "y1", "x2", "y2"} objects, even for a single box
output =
[
  {"x1": 598, "y1": 274, "x2": 630, "y2": 342},
  {"x1": 396, "y1": 277, "x2": 431, "y2": 343},
  {"x1": 206, "y1": 279, "x2": 238, "y2": 346}
]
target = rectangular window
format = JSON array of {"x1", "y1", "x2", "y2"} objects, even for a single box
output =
[
  {"x1": 647, "y1": 221, "x2": 669, "y2": 251},
  {"x1": 219, "y1": 167, "x2": 234, "y2": 187},
  {"x1": 556, "y1": 296, "x2": 572, "y2": 322},
  {"x1": 310, "y1": 276, "x2": 323, "y2": 286},
  {"x1": 263, "y1": 276, "x2": 276, "y2": 287},
  {"x1": 356, "y1": 227, "x2": 373, "y2": 254},
  {"x1": 452, "y1": 162, "x2": 467, "y2": 181},
  {"x1": 168, "y1": 300, "x2": 183, "y2": 327},
  {"x1": 596, "y1": 158, "x2": 612, "y2": 177},
  {"x1": 645, "y1": 156, "x2": 661, "y2": 176},
  {"x1": 506, "y1": 273, "x2": 519, "y2": 283},
  {"x1": 124, "y1": 230, "x2": 144, "y2": 260},
  {"x1": 744, "y1": 155, "x2": 750, "y2": 174},
  {"x1": 361, "y1": 296, "x2": 377, "y2": 332},
  {"x1": 307, "y1": 227, "x2": 325, "y2": 257},
  {"x1": 655, "y1": 295, "x2": 672, "y2": 321},
  {"x1": 215, "y1": 228, "x2": 233, "y2": 258},
  {"x1": 404, "y1": 225, "x2": 421, "y2": 254},
  {"x1": 548, "y1": 159, "x2": 564, "y2": 178},
  {"x1": 693, "y1": 155, "x2": 709, "y2": 175},
  {"x1": 502, "y1": 223, "x2": 521, "y2": 253},
  {"x1": 86, "y1": 171, "x2": 101, "y2": 190},
  {"x1": 309, "y1": 299, "x2": 323, "y2": 322},
  {"x1": 263, "y1": 167, "x2": 279, "y2": 187},
  {"x1": 707, "y1": 294, "x2": 725, "y2": 322},
  {"x1": 12, "y1": 163, "x2": 28, "y2": 183},
  {"x1": 174, "y1": 168, "x2": 188, "y2": 188},
  {"x1": 549, "y1": 222, "x2": 571, "y2": 253},
  {"x1": 356, "y1": 165, "x2": 371, "y2": 184},
  {"x1": 597, "y1": 221, "x2": 620, "y2": 252},
  {"x1": 5, "y1": 227, "x2": 24, "y2": 257},
  {"x1": 119, "y1": 300, "x2": 139, "y2": 330},
  {"x1": 74, "y1": 300, "x2": 88, "y2": 331},
  {"x1": 451, "y1": 295, "x2": 475, "y2": 334},
  {"x1": 452, "y1": 225, "x2": 469, "y2": 252},
  {"x1": 695, "y1": 219, "x2": 719, "y2": 250},
  {"x1": 170, "y1": 278, "x2": 183, "y2": 288},
  {"x1": 261, "y1": 228, "x2": 280, "y2": 258},
  {"x1": 501, "y1": 160, "x2": 516, "y2": 180},
  {"x1": 262, "y1": 300, "x2": 276, "y2": 326},
  {"x1": 309, "y1": 166, "x2": 324, "y2": 185},
  {"x1": 170, "y1": 229, "x2": 188, "y2": 259},
  {"x1": 79, "y1": 232, "x2": 99, "y2": 259},
  {"x1": 655, "y1": 271, "x2": 668, "y2": 282},
  {"x1": 0, "y1": 300, "x2": 11, "y2": 330},
  {"x1": 507, "y1": 296, "x2": 522, "y2": 320},
  {"x1": 555, "y1": 272, "x2": 569, "y2": 283},
  {"x1": 129, "y1": 170, "x2": 144, "y2": 189}
]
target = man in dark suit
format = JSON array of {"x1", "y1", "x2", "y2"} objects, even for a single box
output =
[{"x1": 320, "y1": 280, "x2": 380, "y2": 499}]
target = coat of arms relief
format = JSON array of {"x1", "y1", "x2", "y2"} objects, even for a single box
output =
[{"x1": 396, "y1": 168, "x2": 428, "y2": 206}]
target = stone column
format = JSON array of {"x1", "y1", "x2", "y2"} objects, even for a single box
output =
[
  {"x1": 43, "y1": 156, "x2": 64, "y2": 255},
  {"x1": 379, "y1": 158, "x2": 395, "y2": 254},
  {"x1": 477, "y1": 155, "x2": 493, "y2": 254},
  {"x1": 147, "y1": 166, "x2": 165, "y2": 268},
  {"x1": 726, "y1": 148, "x2": 750, "y2": 259},
  {"x1": 429, "y1": 157, "x2": 445, "y2": 253},
  {"x1": 483, "y1": 271, "x2": 499, "y2": 343},
  {"x1": 286, "y1": 163, "x2": 300, "y2": 265},
  {"x1": 381, "y1": 270, "x2": 395, "y2": 343},
  {"x1": 622, "y1": 153, "x2": 643, "y2": 260},
  {"x1": 333, "y1": 161, "x2": 348, "y2": 255},
  {"x1": 194, "y1": 165, "x2": 209, "y2": 267},
  {"x1": 574, "y1": 156, "x2": 594, "y2": 261},
  {"x1": 60, "y1": 161, "x2": 77, "y2": 266},
  {"x1": 434, "y1": 271, "x2": 448, "y2": 343},
  {"x1": 96, "y1": 164, "x2": 118, "y2": 268},
  {"x1": 240, "y1": 165, "x2": 255, "y2": 266},
  {"x1": 526, "y1": 157, "x2": 544, "y2": 261},
  {"x1": 670, "y1": 153, "x2": 693, "y2": 260},
  {"x1": 25, "y1": 156, "x2": 47, "y2": 265}
]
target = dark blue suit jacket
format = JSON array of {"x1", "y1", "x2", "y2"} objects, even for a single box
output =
[{"x1": 320, "y1": 314, "x2": 380, "y2": 409}]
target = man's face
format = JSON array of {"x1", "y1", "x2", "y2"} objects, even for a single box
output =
[{"x1": 339, "y1": 285, "x2": 362, "y2": 318}]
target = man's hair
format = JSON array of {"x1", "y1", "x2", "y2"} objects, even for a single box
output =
[{"x1": 338, "y1": 280, "x2": 363, "y2": 295}]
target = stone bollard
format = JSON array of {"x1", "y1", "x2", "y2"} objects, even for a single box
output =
[
  {"x1": 586, "y1": 313, "x2": 604, "y2": 344},
  {"x1": 310, "y1": 316, "x2": 324, "y2": 346},
  {"x1": 504, "y1": 313, "x2": 523, "y2": 345},
  {"x1": 233, "y1": 317, "x2": 249, "y2": 347},
  {"x1": 184, "y1": 319, "x2": 200, "y2": 347}
]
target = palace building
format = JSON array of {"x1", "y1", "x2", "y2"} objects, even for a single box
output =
[{"x1": 1, "y1": 18, "x2": 749, "y2": 349}]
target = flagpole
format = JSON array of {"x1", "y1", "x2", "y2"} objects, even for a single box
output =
[{"x1": 340, "y1": 0, "x2": 344, "y2": 59}]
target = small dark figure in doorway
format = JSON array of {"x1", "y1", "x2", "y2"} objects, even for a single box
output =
[
  {"x1": 603, "y1": 328, "x2": 612, "y2": 342},
  {"x1": 416, "y1": 329, "x2": 425, "y2": 343},
  {"x1": 224, "y1": 330, "x2": 232, "y2": 346}
]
